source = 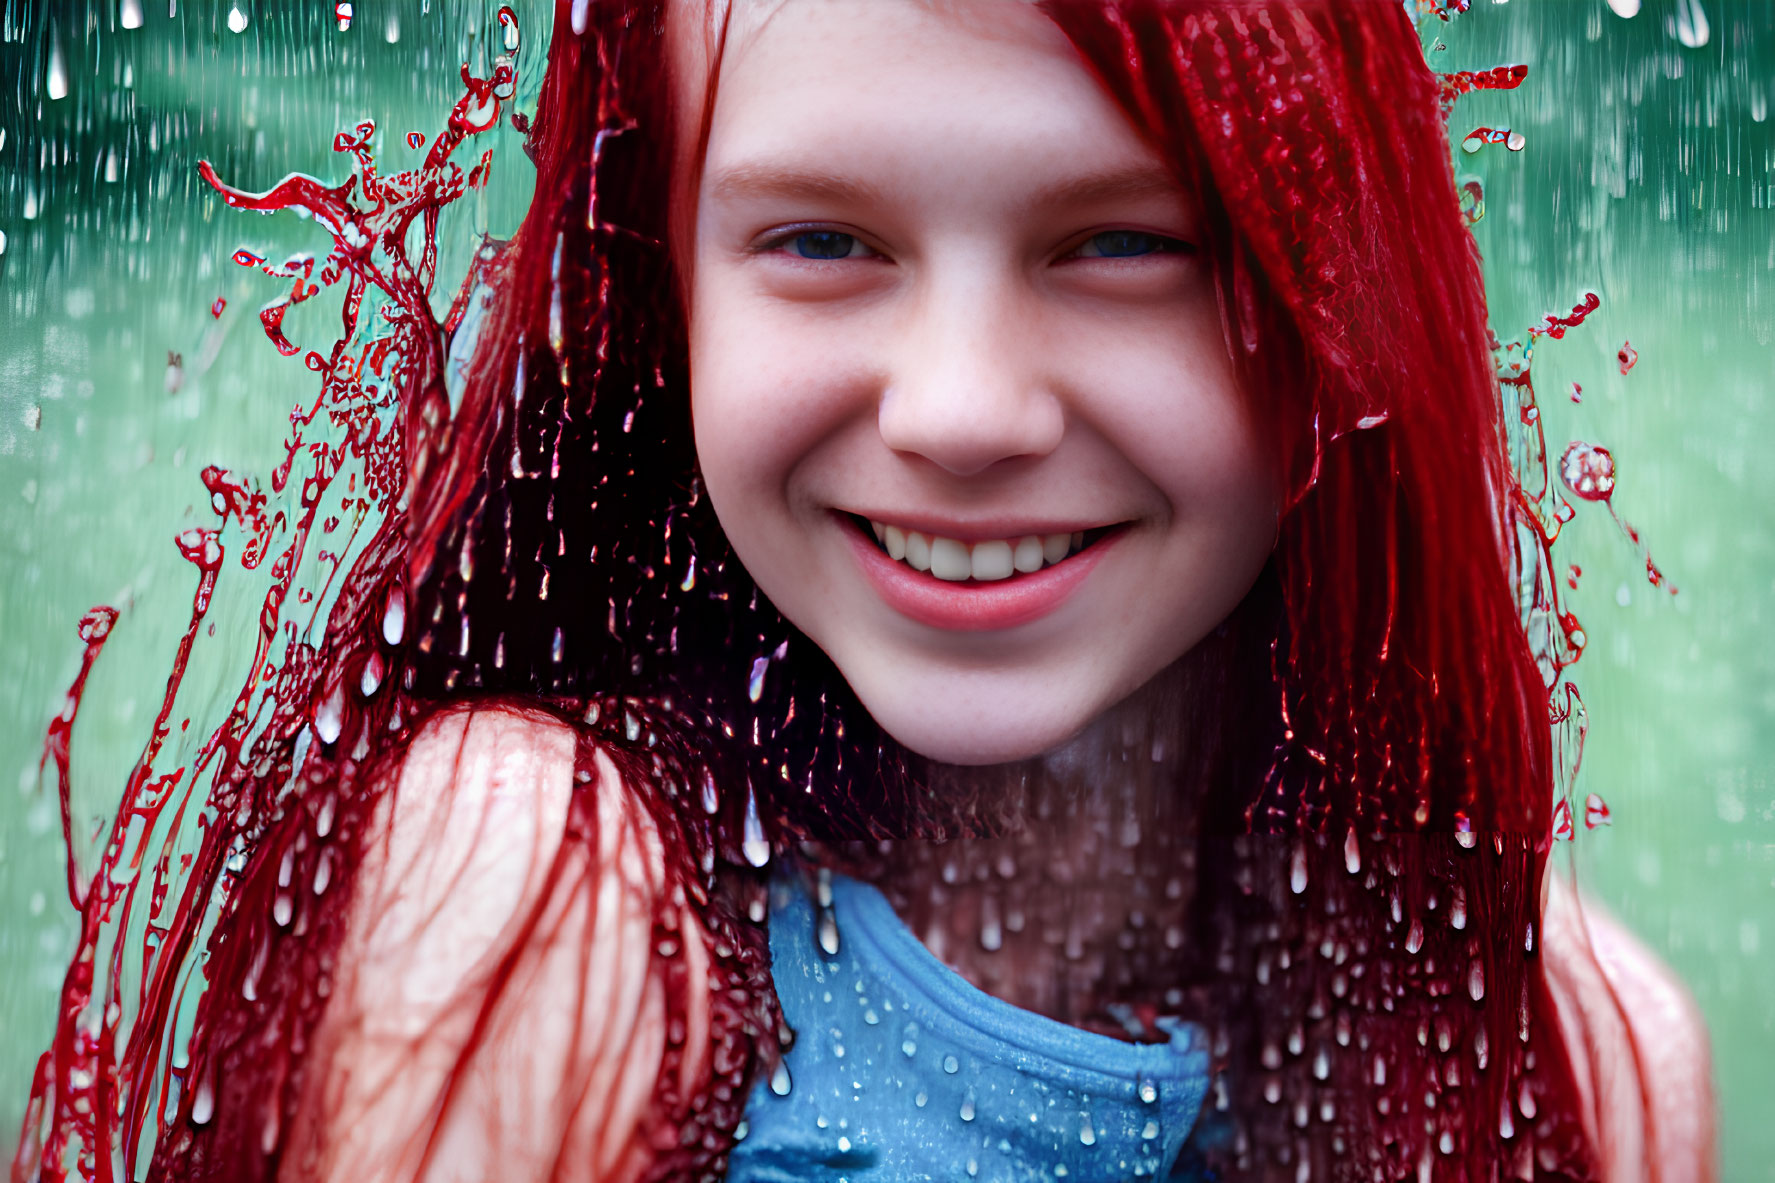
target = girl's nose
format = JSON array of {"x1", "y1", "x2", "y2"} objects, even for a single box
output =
[{"x1": 875, "y1": 277, "x2": 1065, "y2": 478}]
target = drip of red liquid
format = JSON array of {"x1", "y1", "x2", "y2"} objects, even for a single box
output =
[
  {"x1": 1436, "y1": 62, "x2": 1528, "y2": 115},
  {"x1": 1617, "y1": 339, "x2": 1638, "y2": 374},
  {"x1": 210, "y1": 297, "x2": 226, "y2": 318},
  {"x1": 1584, "y1": 793, "x2": 1612, "y2": 829}
]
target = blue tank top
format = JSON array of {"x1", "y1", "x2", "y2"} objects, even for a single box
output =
[{"x1": 726, "y1": 872, "x2": 1218, "y2": 1182}]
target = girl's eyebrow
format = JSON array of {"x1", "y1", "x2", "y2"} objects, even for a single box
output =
[{"x1": 705, "y1": 160, "x2": 1189, "y2": 216}]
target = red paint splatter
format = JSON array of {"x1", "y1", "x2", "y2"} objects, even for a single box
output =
[
  {"x1": 1617, "y1": 340, "x2": 1638, "y2": 374},
  {"x1": 210, "y1": 297, "x2": 226, "y2": 318},
  {"x1": 1584, "y1": 793, "x2": 1612, "y2": 829}
]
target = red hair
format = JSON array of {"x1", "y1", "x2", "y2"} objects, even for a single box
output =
[{"x1": 16, "y1": 3, "x2": 1605, "y2": 1181}]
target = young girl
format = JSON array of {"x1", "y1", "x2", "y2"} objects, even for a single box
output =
[{"x1": 18, "y1": 2, "x2": 1715, "y2": 1181}]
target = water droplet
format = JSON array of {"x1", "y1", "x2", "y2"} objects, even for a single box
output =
[
  {"x1": 836, "y1": 1135, "x2": 852, "y2": 1153},
  {"x1": 1078, "y1": 1115, "x2": 1097, "y2": 1146},
  {"x1": 1468, "y1": 958, "x2": 1486, "y2": 1001},
  {"x1": 226, "y1": 2, "x2": 249, "y2": 33},
  {"x1": 334, "y1": 1, "x2": 354, "y2": 32},
  {"x1": 360, "y1": 651, "x2": 384, "y2": 697},
  {"x1": 1372, "y1": 1055, "x2": 1387, "y2": 1086},
  {"x1": 1343, "y1": 827, "x2": 1360, "y2": 874},
  {"x1": 914, "y1": 1090, "x2": 929, "y2": 1108},
  {"x1": 959, "y1": 1090, "x2": 976, "y2": 1122},
  {"x1": 901, "y1": 1023, "x2": 918, "y2": 1057},
  {"x1": 1405, "y1": 920, "x2": 1424, "y2": 954},
  {"x1": 1450, "y1": 888, "x2": 1467, "y2": 931},
  {"x1": 863, "y1": 1009, "x2": 879, "y2": 1026},
  {"x1": 1584, "y1": 793, "x2": 1612, "y2": 828},
  {"x1": 382, "y1": 586, "x2": 406, "y2": 644},
  {"x1": 46, "y1": 33, "x2": 68, "y2": 100},
  {"x1": 120, "y1": 0, "x2": 144, "y2": 29},
  {"x1": 1559, "y1": 441, "x2": 1615, "y2": 503},
  {"x1": 817, "y1": 905, "x2": 841, "y2": 958},
  {"x1": 1137, "y1": 1076, "x2": 1158, "y2": 1104},
  {"x1": 1290, "y1": 844, "x2": 1309, "y2": 895},
  {"x1": 1312, "y1": 1047, "x2": 1330, "y2": 1081},
  {"x1": 742, "y1": 786, "x2": 770, "y2": 867},
  {"x1": 1617, "y1": 340, "x2": 1639, "y2": 374},
  {"x1": 1141, "y1": 1119, "x2": 1160, "y2": 1140},
  {"x1": 1673, "y1": 0, "x2": 1709, "y2": 47},
  {"x1": 191, "y1": 1076, "x2": 215, "y2": 1125},
  {"x1": 769, "y1": 1060, "x2": 792, "y2": 1096},
  {"x1": 748, "y1": 655, "x2": 769, "y2": 702},
  {"x1": 942, "y1": 1054, "x2": 960, "y2": 1074},
  {"x1": 1551, "y1": 798, "x2": 1575, "y2": 841},
  {"x1": 313, "y1": 685, "x2": 344, "y2": 745}
]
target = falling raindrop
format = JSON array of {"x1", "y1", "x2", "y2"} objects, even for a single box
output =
[
  {"x1": 1584, "y1": 793, "x2": 1612, "y2": 828},
  {"x1": 769, "y1": 1060, "x2": 792, "y2": 1096},
  {"x1": 1672, "y1": 0, "x2": 1709, "y2": 48},
  {"x1": 1468, "y1": 958, "x2": 1486, "y2": 1001},
  {"x1": 382, "y1": 587, "x2": 406, "y2": 644},
  {"x1": 1290, "y1": 844, "x2": 1309, "y2": 894},
  {"x1": 226, "y1": 3, "x2": 248, "y2": 34},
  {"x1": 1343, "y1": 827, "x2": 1360, "y2": 874},
  {"x1": 742, "y1": 786, "x2": 770, "y2": 867},
  {"x1": 1605, "y1": 0, "x2": 1640, "y2": 14},
  {"x1": 1559, "y1": 442, "x2": 1615, "y2": 503},
  {"x1": 46, "y1": 32, "x2": 69, "y2": 100},
  {"x1": 1617, "y1": 340, "x2": 1639, "y2": 374},
  {"x1": 121, "y1": 0, "x2": 144, "y2": 29},
  {"x1": 748, "y1": 655, "x2": 769, "y2": 703},
  {"x1": 959, "y1": 1089, "x2": 976, "y2": 1122}
]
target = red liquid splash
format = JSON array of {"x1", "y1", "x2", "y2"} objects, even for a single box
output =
[
  {"x1": 1461, "y1": 126, "x2": 1526, "y2": 154},
  {"x1": 16, "y1": 12, "x2": 522, "y2": 1179},
  {"x1": 1584, "y1": 793, "x2": 1612, "y2": 829},
  {"x1": 209, "y1": 297, "x2": 226, "y2": 318},
  {"x1": 1617, "y1": 339, "x2": 1638, "y2": 374},
  {"x1": 1435, "y1": 62, "x2": 1528, "y2": 115}
]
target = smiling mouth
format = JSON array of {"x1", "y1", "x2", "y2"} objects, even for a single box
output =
[{"x1": 850, "y1": 515, "x2": 1117, "y2": 582}]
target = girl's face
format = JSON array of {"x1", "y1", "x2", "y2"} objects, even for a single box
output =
[{"x1": 678, "y1": 0, "x2": 1280, "y2": 766}]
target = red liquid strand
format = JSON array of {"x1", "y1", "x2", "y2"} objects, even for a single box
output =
[
  {"x1": 1435, "y1": 62, "x2": 1528, "y2": 116},
  {"x1": 15, "y1": 15, "x2": 521, "y2": 1181},
  {"x1": 1494, "y1": 288, "x2": 1679, "y2": 846},
  {"x1": 1461, "y1": 125, "x2": 1526, "y2": 153}
]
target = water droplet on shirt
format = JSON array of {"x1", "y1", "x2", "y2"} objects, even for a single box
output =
[
  {"x1": 914, "y1": 1090, "x2": 929, "y2": 1108},
  {"x1": 1343, "y1": 827, "x2": 1361, "y2": 874},
  {"x1": 1290, "y1": 844, "x2": 1309, "y2": 894},
  {"x1": 1079, "y1": 1115, "x2": 1097, "y2": 1146},
  {"x1": 959, "y1": 1090, "x2": 976, "y2": 1122},
  {"x1": 1137, "y1": 1076, "x2": 1158, "y2": 1104},
  {"x1": 943, "y1": 1054, "x2": 960, "y2": 1074},
  {"x1": 817, "y1": 905, "x2": 841, "y2": 958},
  {"x1": 769, "y1": 1060, "x2": 792, "y2": 1096},
  {"x1": 1468, "y1": 958, "x2": 1486, "y2": 1001},
  {"x1": 1405, "y1": 920, "x2": 1425, "y2": 954}
]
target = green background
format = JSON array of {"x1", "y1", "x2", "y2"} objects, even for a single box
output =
[{"x1": 1, "y1": 0, "x2": 1770, "y2": 1176}]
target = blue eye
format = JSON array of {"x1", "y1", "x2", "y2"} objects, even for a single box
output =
[
  {"x1": 782, "y1": 231, "x2": 868, "y2": 260},
  {"x1": 1074, "y1": 230, "x2": 1183, "y2": 259}
]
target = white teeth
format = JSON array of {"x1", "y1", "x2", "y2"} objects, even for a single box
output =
[
  {"x1": 970, "y1": 540, "x2": 1014, "y2": 582},
  {"x1": 930, "y1": 537, "x2": 972, "y2": 581},
  {"x1": 866, "y1": 521, "x2": 1090, "y2": 581},
  {"x1": 904, "y1": 530, "x2": 931, "y2": 572}
]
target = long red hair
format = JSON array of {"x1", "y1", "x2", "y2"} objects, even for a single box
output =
[{"x1": 17, "y1": 2, "x2": 1604, "y2": 1181}]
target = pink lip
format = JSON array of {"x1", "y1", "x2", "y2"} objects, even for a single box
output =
[{"x1": 841, "y1": 517, "x2": 1118, "y2": 632}]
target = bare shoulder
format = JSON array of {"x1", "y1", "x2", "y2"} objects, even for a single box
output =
[
  {"x1": 285, "y1": 703, "x2": 711, "y2": 1183},
  {"x1": 1540, "y1": 872, "x2": 1718, "y2": 1182}
]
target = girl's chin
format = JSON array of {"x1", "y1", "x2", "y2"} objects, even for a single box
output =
[{"x1": 845, "y1": 681, "x2": 1102, "y2": 768}]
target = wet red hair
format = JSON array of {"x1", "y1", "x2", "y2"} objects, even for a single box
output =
[{"x1": 16, "y1": 2, "x2": 1607, "y2": 1181}]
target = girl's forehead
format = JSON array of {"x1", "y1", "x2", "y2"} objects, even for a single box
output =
[{"x1": 669, "y1": 0, "x2": 1070, "y2": 125}]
